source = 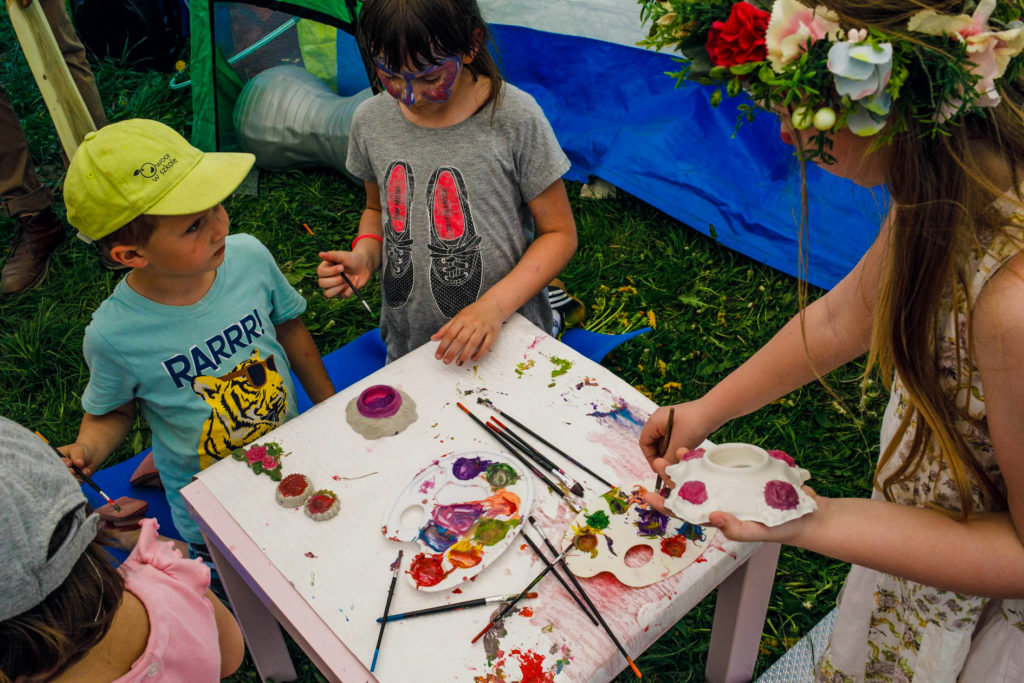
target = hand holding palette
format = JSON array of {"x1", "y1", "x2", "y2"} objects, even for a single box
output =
[
  {"x1": 561, "y1": 487, "x2": 714, "y2": 587},
  {"x1": 662, "y1": 443, "x2": 817, "y2": 526},
  {"x1": 382, "y1": 450, "x2": 533, "y2": 591}
]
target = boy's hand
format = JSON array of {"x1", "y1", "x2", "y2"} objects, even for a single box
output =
[
  {"x1": 431, "y1": 301, "x2": 504, "y2": 365},
  {"x1": 317, "y1": 250, "x2": 371, "y2": 299},
  {"x1": 58, "y1": 443, "x2": 95, "y2": 479}
]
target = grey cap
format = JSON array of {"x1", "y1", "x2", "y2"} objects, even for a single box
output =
[{"x1": 0, "y1": 416, "x2": 98, "y2": 621}]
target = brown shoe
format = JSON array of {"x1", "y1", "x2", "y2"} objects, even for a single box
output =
[{"x1": 1, "y1": 208, "x2": 67, "y2": 294}]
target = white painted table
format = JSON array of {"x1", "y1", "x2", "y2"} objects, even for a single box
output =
[{"x1": 183, "y1": 314, "x2": 779, "y2": 682}]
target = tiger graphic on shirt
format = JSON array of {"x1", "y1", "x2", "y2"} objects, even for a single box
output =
[{"x1": 191, "y1": 349, "x2": 287, "y2": 469}]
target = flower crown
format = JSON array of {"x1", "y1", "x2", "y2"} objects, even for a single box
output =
[{"x1": 640, "y1": 0, "x2": 1024, "y2": 160}]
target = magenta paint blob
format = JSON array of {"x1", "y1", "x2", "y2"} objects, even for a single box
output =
[
  {"x1": 356, "y1": 384, "x2": 402, "y2": 418},
  {"x1": 679, "y1": 480, "x2": 708, "y2": 505},
  {"x1": 681, "y1": 448, "x2": 705, "y2": 462},
  {"x1": 764, "y1": 480, "x2": 800, "y2": 510},
  {"x1": 768, "y1": 450, "x2": 796, "y2": 467}
]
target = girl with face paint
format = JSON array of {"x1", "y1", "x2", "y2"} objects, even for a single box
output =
[{"x1": 317, "y1": 0, "x2": 578, "y2": 365}]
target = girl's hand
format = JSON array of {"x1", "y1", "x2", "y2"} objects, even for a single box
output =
[
  {"x1": 638, "y1": 400, "x2": 723, "y2": 486},
  {"x1": 58, "y1": 442, "x2": 94, "y2": 478},
  {"x1": 316, "y1": 250, "x2": 371, "y2": 299},
  {"x1": 431, "y1": 301, "x2": 504, "y2": 365},
  {"x1": 642, "y1": 486, "x2": 823, "y2": 546}
]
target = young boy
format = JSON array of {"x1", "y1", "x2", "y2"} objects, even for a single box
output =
[{"x1": 58, "y1": 119, "x2": 335, "y2": 552}]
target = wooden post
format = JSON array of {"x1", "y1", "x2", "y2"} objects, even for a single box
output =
[{"x1": 5, "y1": 0, "x2": 96, "y2": 158}]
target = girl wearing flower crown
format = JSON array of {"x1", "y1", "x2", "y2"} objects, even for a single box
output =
[{"x1": 639, "y1": 0, "x2": 1024, "y2": 678}]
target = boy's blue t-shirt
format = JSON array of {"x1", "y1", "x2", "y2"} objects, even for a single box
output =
[{"x1": 82, "y1": 233, "x2": 306, "y2": 543}]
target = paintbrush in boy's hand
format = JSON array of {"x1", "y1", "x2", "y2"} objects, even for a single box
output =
[
  {"x1": 302, "y1": 223, "x2": 374, "y2": 315},
  {"x1": 35, "y1": 431, "x2": 121, "y2": 512}
]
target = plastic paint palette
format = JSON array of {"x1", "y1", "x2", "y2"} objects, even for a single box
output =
[
  {"x1": 560, "y1": 488, "x2": 715, "y2": 588},
  {"x1": 382, "y1": 450, "x2": 534, "y2": 591}
]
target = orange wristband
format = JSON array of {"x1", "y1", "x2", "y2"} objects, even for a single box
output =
[{"x1": 351, "y1": 234, "x2": 383, "y2": 250}]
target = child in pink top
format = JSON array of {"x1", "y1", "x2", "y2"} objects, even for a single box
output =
[{"x1": 0, "y1": 416, "x2": 244, "y2": 682}]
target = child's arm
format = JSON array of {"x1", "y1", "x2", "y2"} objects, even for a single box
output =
[
  {"x1": 317, "y1": 181, "x2": 382, "y2": 299},
  {"x1": 275, "y1": 318, "x2": 335, "y2": 404},
  {"x1": 209, "y1": 590, "x2": 245, "y2": 677},
  {"x1": 431, "y1": 179, "x2": 578, "y2": 365},
  {"x1": 58, "y1": 400, "x2": 136, "y2": 477},
  {"x1": 640, "y1": 215, "x2": 891, "y2": 466}
]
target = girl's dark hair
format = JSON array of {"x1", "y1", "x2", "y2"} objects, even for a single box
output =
[
  {"x1": 0, "y1": 512, "x2": 125, "y2": 683},
  {"x1": 358, "y1": 0, "x2": 503, "y2": 111}
]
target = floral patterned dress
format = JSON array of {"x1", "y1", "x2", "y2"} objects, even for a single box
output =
[{"x1": 816, "y1": 208, "x2": 1024, "y2": 682}]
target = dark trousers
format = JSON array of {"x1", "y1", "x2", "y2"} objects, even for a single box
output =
[{"x1": 1, "y1": 0, "x2": 106, "y2": 218}]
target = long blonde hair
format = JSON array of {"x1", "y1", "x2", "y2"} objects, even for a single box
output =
[{"x1": 823, "y1": 0, "x2": 1024, "y2": 515}]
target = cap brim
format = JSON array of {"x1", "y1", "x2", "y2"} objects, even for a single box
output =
[{"x1": 146, "y1": 152, "x2": 255, "y2": 216}]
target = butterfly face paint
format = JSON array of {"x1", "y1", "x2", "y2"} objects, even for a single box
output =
[{"x1": 375, "y1": 55, "x2": 461, "y2": 107}]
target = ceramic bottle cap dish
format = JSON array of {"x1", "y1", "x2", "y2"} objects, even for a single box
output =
[
  {"x1": 560, "y1": 488, "x2": 715, "y2": 587},
  {"x1": 382, "y1": 450, "x2": 534, "y2": 591},
  {"x1": 662, "y1": 443, "x2": 817, "y2": 527}
]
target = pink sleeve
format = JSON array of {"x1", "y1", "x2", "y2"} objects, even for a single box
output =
[{"x1": 120, "y1": 519, "x2": 211, "y2": 597}]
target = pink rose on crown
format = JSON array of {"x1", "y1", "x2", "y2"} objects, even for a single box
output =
[
  {"x1": 245, "y1": 445, "x2": 267, "y2": 465},
  {"x1": 765, "y1": 0, "x2": 841, "y2": 72}
]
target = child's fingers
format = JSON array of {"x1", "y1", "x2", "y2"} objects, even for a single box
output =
[{"x1": 650, "y1": 457, "x2": 676, "y2": 488}]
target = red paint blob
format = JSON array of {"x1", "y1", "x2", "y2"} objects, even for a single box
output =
[
  {"x1": 510, "y1": 649, "x2": 553, "y2": 683},
  {"x1": 307, "y1": 493, "x2": 336, "y2": 514},
  {"x1": 278, "y1": 473, "x2": 309, "y2": 497},
  {"x1": 519, "y1": 607, "x2": 534, "y2": 617},
  {"x1": 660, "y1": 535, "x2": 687, "y2": 557},
  {"x1": 409, "y1": 553, "x2": 449, "y2": 587}
]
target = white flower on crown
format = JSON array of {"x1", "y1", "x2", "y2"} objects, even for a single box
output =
[
  {"x1": 765, "y1": 0, "x2": 841, "y2": 72},
  {"x1": 909, "y1": 0, "x2": 1024, "y2": 109}
]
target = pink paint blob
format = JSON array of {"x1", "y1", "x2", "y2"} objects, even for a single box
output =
[
  {"x1": 764, "y1": 480, "x2": 800, "y2": 510},
  {"x1": 768, "y1": 449, "x2": 796, "y2": 467},
  {"x1": 681, "y1": 448, "x2": 705, "y2": 461},
  {"x1": 356, "y1": 384, "x2": 402, "y2": 418},
  {"x1": 679, "y1": 480, "x2": 708, "y2": 505}
]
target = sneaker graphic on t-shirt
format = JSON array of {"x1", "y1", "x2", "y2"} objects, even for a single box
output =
[
  {"x1": 426, "y1": 166, "x2": 482, "y2": 318},
  {"x1": 382, "y1": 160, "x2": 414, "y2": 308}
]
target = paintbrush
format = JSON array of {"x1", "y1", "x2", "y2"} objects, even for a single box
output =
[
  {"x1": 35, "y1": 431, "x2": 120, "y2": 512},
  {"x1": 490, "y1": 417, "x2": 585, "y2": 497},
  {"x1": 470, "y1": 538, "x2": 574, "y2": 644},
  {"x1": 377, "y1": 592, "x2": 538, "y2": 623},
  {"x1": 370, "y1": 549, "x2": 403, "y2": 672},
  {"x1": 485, "y1": 423, "x2": 582, "y2": 514},
  {"x1": 478, "y1": 400, "x2": 615, "y2": 490},
  {"x1": 654, "y1": 406, "x2": 674, "y2": 494},
  {"x1": 302, "y1": 223, "x2": 374, "y2": 316},
  {"x1": 455, "y1": 402, "x2": 580, "y2": 513},
  {"x1": 528, "y1": 516, "x2": 642, "y2": 679},
  {"x1": 519, "y1": 531, "x2": 598, "y2": 626}
]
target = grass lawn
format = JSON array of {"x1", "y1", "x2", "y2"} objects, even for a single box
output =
[{"x1": 0, "y1": 13, "x2": 885, "y2": 682}]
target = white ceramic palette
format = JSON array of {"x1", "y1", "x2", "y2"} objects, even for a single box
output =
[
  {"x1": 560, "y1": 488, "x2": 715, "y2": 588},
  {"x1": 663, "y1": 443, "x2": 817, "y2": 527},
  {"x1": 382, "y1": 450, "x2": 534, "y2": 591}
]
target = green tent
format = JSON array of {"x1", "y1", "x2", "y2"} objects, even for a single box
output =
[{"x1": 188, "y1": 0, "x2": 366, "y2": 151}]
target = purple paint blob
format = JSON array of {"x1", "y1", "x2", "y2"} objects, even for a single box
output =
[
  {"x1": 432, "y1": 502, "x2": 484, "y2": 534},
  {"x1": 419, "y1": 522, "x2": 458, "y2": 552},
  {"x1": 764, "y1": 480, "x2": 800, "y2": 510},
  {"x1": 451, "y1": 456, "x2": 493, "y2": 480},
  {"x1": 768, "y1": 450, "x2": 796, "y2": 467},
  {"x1": 679, "y1": 480, "x2": 708, "y2": 505},
  {"x1": 635, "y1": 506, "x2": 669, "y2": 537},
  {"x1": 681, "y1": 448, "x2": 705, "y2": 462},
  {"x1": 356, "y1": 385, "x2": 402, "y2": 418}
]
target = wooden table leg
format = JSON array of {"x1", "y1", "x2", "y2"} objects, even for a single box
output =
[
  {"x1": 705, "y1": 542, "x2": 781, "y2": 683},
  {"x1": 205, "y1": 536, "x2": 299, "y2": 682}
]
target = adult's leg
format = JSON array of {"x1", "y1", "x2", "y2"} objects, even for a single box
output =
[{"x1": 41, "y1": 0, "x2": 106, "y2": 128}]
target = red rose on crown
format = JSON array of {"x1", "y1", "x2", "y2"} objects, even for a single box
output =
[{"x1": 705, "y1": 2, "x2": 771, "y2": 67}]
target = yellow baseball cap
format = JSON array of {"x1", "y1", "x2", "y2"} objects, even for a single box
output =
[{"x1": 65, "y1": 119, "x2": 255, "y2": 241}]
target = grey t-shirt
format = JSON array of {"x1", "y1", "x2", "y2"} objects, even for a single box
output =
[{"x1": 346, "y1": 82, "x2": 570, "y2": 359}]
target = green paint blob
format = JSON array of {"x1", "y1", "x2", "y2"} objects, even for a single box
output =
[
  {"x1": 515, "y1": 359, "x2": 535, "y2": 377},
  {"x1": 584, "y1": 510, "x2": 610, "y2": 530},
  {"x1": 484, "y1": 462, "x2": 518, "y2": 488},
  {"x1": 550, "y1": 356, "x2": 573, "y2": 378},
  {"x1": 602, "y1": 489, "x2": 630, "y2": 515},
  {"x1": 473, "y1": 517, "x2": 519, "y2": 545}
]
